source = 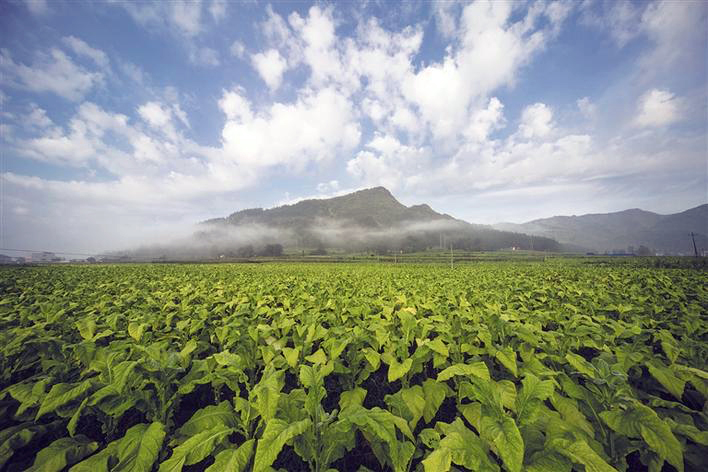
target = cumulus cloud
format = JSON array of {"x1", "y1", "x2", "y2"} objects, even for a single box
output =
[
  {"x1": 581, "y1": 0, "x2": 643, "y2": 47},
  {"x1": 577, "y1": 97, "x2": 596, "y2": 119},
  {"x1": 209, "y1": 0, "x2": 226, "y2": 22},
  {"x1": 639, "y1": 1, "x2": 707, "y2": 74},
  {"x1": 62, "y1": 36, "x2": 110, "y2": 68},
  {"x1": 401, "y1": 0, "x2": 568, "y2": 143},
  {"x1": 251, "y1": 49, "x2": 288, "y2": 91},
  {"x1": 23, "y1": 0, "x2": 49, "y2": 16},
  {"x1": 347, "y1": 135, "x2": 430, "y2": 190},
  {"x1": 634, "y1": 89, "x2": 682, "y2": 128},
  {"x1": 188, "y1": 46, "x2": 220, "y2": 66},
  {"x1": 171, "y1": 1, "x2": 203, "y2": 37},
  {"x1": 4, "y1": 1, "x2": 705, "y2": 252},
  {"x1": 0, "y1": 48, "x2": 103, "y2": 101},
  {"x1": 220, "y1": 86, "x2": 360, "y2": 169},
  {"x1": 518, "y1": 103, "x2": 554, "y2": 139},
  {"x1": 230, "y1": 41, "x2": 246, "y2": 58}
]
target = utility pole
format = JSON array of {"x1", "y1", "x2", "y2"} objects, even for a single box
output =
[
  {"x1": 450, "y1": 243, "x2": 453, "y2": 269},
  {"x1": 691, "y1": 232, "x2": 698, "y2": 257}
]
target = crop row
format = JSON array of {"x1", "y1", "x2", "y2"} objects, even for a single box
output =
[{"x1": 0, "y1": 263, "x2": 706, "y2": 471}]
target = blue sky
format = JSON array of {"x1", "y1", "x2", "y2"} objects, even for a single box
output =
[{"x1": 1, "y1": 0, "x2": 706, "y2": 253}]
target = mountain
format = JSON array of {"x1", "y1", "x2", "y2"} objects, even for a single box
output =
[
  {"x1": 494, "y1": 204, "x2": 708, "y2": 254},
  {"x1": 205, "y1": 187, "x2": 455, "y2": 228},
  {"x1": 200, "y1": 187, "x2": 561, "y2": 254}
]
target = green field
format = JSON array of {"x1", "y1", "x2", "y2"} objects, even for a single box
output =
[{"x1": 0, "y1": 262, "x2": 706, "y2": 471}]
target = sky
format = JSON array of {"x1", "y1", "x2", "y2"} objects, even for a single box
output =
[{"x1": 0, "y1": 0, "x2": 706, "y2": 254}]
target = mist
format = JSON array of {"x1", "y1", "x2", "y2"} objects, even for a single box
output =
[{"x1": 110, "y1": 216, "x2": 559, "y2": 261}]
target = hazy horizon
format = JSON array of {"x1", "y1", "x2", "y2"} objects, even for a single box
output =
[{"x1": 1, "y1": 0, "x2": 706, "y2": 254}]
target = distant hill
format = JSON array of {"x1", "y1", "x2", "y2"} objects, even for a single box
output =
[
  {"x1": 494, "y1": 204, "x2": 708, "y2": 254},
  {"x1": 205, "y1": 187, "x2": 455, "y2": 228},
  {"x1": 201, "y1": 187, "x2": 561, "y2": 254}
]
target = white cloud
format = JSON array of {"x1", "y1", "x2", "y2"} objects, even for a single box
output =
[
  {"x1": 23, "y1": 0, "x2": 49, "y2": 16},
  {"x1": 251, "y1": 49, "x2": 288, "y2": 91},
  {"x1": 289, "y1": 6, "x2": 341, "y2": 87},
  {"x1": 433, "y1": 0, "x2": 461, "y2": 38},
  {"x1": 581, "y1": 0, "x2": 643, "y2": 47},
  {"x1": 640, "y1": 1, "x2": 707, "y2": 72},
  {"x1": 0, "y1": 48, "x2": 103, "y2": 101},
  {"x1": 317, "y1": 180, "x2": 340, "y2": 193},
  {"x1": 230, "y1": 41, "x2": 246, "y2": 58},
  {"x1": 218, "y1": 88, "x2": 253, "y2": 122},
  {"x1": 138, "y1": 102, "x2": 172, "y2": 129},
  {"x1": 347, "y1": 134, "x2": 430, "y2": 190},
  {"x1": 25, "y1": 103, "x2": 53, "y2": 129},
  {"x1": 188, "y1": 46, "x2": 220, "y2": 67},
  {"x1": 518, "y1": 103, "x2": 554, "y2": 139},
  {"x1": 577, "y1": 97, "x2": 596, "y2": 119},
  {"x1": 464, "y1": 97, "x2": 505, "y2": 142},
  {"x1": 209, "y1": 0, "x2": 227, "y2": 21},
  {"x1": 634, "y1": 89, "x2": 682, "y2": 128},
  {"x1": 171, "y1": 1, "x2": 203, "y2": 37},
  {"x1": 62, "y1": 36, "x2": 109, "y2": 68},
  {"x1": 401, "y1": 0, "x2": 567, "y2": 143},
  {"x1": 220, "y1": 86, "x2": 360, "y2": 169}
]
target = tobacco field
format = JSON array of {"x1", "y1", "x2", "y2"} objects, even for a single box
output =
[{"x1": 0, "y1": 262, "x2": 706, "y2": 472}]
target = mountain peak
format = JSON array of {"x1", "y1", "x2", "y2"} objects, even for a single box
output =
[{"x1": 351, "y1": 186, "x2": 395, "y2": 199}]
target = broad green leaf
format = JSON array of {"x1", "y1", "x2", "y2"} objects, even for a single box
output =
[
  {"x1": 418, "y1": 429, "x2": 441, "y2": 449},
  {"x1": 516, "y1": 373, "x2": 554, "y2": 424},
  {"x1": 549, "y1": 438, "x2": 618, "y2": 472},
  {"x1": 656, "y1": 330, "x2": 679, "y2": 364},
  {"x1": 422, "y1": 448, "x2": 451, "y2": 472},
  {"x1": 213, "y1": 351, "x2": 241, "y2": 367},
  {"x1": 178, "y1": 402, "x2": 237, "y2": 437},
  {"x1": 551, "y1": 394, "x2": 594, "y2": 437},
  {"x1": 159, "y1": 424, "x2": 232, "y2": 471},
  {"x1": 526, "y1": 449, "x2": 573, "y2": 472},
  {"x1": 299, "y1": 364, "x2": 319, "y2": 388},
  {"x1": 459, "y1": 403, "x2": 482, "y2": 431},
  {"x1": 427, "y1": 338, "x2": 449, "y2": 358},
  {"x1": 480, "y1": 415, "x2": 524, "y2": 472},
  {"x1": 565, "y1": 353, "x2": 595, "y2": 378},
  {"x1": 205, "y1": 439, "x2": 255, "y2": 472},
  {"x1": 602, "y1": 404, "x2": 683, "y2": 472},
  {"x1": 282, "y1": 347, "x2": 300, "y2": 368},
  {"x1": 76, "y1": 319, "x2": 96, "y2": 341},
  {"x1": 342, "y1": 405, "x2": 413, "y2": 442},
  {"x1": 68, "y1": 398, "x2": 89, "y2": 436},
  {"x1": 69, "y1": 444, "x2": 116, "y2": 472},
  {"x1": 436, "y1": 418, "x2": 498, "y2": 472},
  {"x1": 362, "y1": 348, "x2": 380, "y2": 370},
  {"x1": 252, "y1": 419, "x2": 311, "y2": 472},
  {"x1": 252, "y1": 374, "x2": 282, "y2": 423},
  {"x1": 401, "y1": 386, "x2": 425, "y2": 430},
  {"x1": 36, "y1": 380, "x2": 94, "y2": 420},
  {"x1": 437, "y1": 361, "x2": 490, "y2": 382},
  {"x1": 422, "y1": 379, "x2": 446, "y2": 423},
  {"x1": 7, "y1": 379, "x2": 50, "y2": 415},
  {"x1": 387, "y1": 357, "x2": 413, "y2": 382},
  {"x1": 27, "y1": 435, "x2": 98, "y2": 472},
  {"x1": 305, "y1": 348, "x2": 327, "y2": 364},
  {"x1": 113, "y1": 422, "x2": 166, "y2": 472},
  {"x1": 495, "y1": 347, "x2": 518, "y2": 377},
  {"x1": 128, "y1": 322, "x2": 145, "y2": 342},
  {"x1": 0, "y1": 422, "x2": 60, "y2": 469},
  {"x1": 647, "y1": 361, "x2": 685, "y2": 399},
  {"x1": 339, "y1": 387, "x2": 367, "y2": 410}
]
